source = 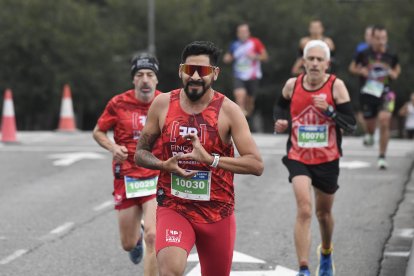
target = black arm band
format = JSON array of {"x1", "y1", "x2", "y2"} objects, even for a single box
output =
[
  {"x1": 332, "y1": 102, "x2": 357, "y2": 133},
  {"x1": 273, "y1": 95, "x2": 291, "y2": 121}
]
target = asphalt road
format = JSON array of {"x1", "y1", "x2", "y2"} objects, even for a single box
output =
[{"x1": 0, "y1": 132, "x2": 413, "y2": 276}]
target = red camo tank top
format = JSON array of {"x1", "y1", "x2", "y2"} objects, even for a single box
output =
[
  {"x1": 97, "y1": 89, "x2": 162, "y2": 179},
  {"x1": 158, "y1": 89, "x2": 235, "y2": 223},
  {"x1": 288, "y1": 74, "x2": 340, "y2": 164}
]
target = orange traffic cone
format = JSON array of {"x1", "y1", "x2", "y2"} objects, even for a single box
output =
[
  {"x1": 57, "y1": 84, "x2": 77, "y2": 132},
  {"x1": 1, "y1": 89, "x2": 18, "y2": 142}
]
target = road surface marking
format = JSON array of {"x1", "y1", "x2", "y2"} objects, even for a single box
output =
[
  {"x1": 231, "y1": 265, "x2": 298, "y2": 276},
  {"x1": 394, "y1": 228, "x2": 414, "y2": 239},
  {"x1": 188, "y1": 250, "x2": 265, "y2": 263},
  {"x1": 339, "y1": 160, "x2": 371, "y2": 169},
  {"x1": 48, "y1": 152, "x2": 105, "y2": 166},
  {"x1": 187, "y1": 250, "x2": 296, "y2": 275},
  {"x1": 93, "y1": 200, "x2": 113, "y2": 211},
  {"x1": 50, "y1": 222, "x2": 74, "y2": 234},
  {"x1": 384, "y1": 251, "x2": 410, "y2": 258},
  {"x1": 0, "y1": 249, "x2": 28, "y2": 265}
]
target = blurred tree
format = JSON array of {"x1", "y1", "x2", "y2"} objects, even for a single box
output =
[{"x1": 0, "y1": 0, "x2": 412, "y2": 133}]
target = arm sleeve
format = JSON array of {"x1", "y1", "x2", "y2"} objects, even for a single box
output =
[
  {"x1": 273, "y1": 94, "x2": 291, "y2": 121},
  {"x1": 297, "y1": 47, "x2": 303, "y2": 58},
  {"x1": 332, "y1": 102, "x2": 357, "y2": 133}
]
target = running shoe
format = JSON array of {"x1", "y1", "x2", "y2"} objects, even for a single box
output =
[
  {"x1": 128, "y1": 225, "x2": 144, "y2": 265},
  {"x1": 363, "y1": 134, "x2": 374, "y2": 146},
  {"x1": 377, "y1": 158, "x2": 388, "y2": 170},
  {"x1": 316, "y1": 244, "x2": 335, "y2": 276},
  {"x1": 297, "y1": 268, "x2": 311, "y2": 276}
]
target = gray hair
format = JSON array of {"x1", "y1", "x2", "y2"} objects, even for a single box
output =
[{"x1": 303, "y1": 40, "x2": 330, "y2": 60}]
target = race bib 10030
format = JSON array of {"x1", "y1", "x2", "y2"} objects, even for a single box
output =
[{"x1": 171, "y1": 171, "x2": 211, "y2": 201}]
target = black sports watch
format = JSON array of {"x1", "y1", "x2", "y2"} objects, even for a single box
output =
[{"x1": 323, "y1": 105, "x2": 336, "y2": 118}]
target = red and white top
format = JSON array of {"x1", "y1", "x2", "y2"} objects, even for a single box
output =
[
  {"x1": 229, "y1": 37, "x2": 266, "y2": 80},
  {"x1": 288, "y1": 74, "x2": 341, "y2": 165}
]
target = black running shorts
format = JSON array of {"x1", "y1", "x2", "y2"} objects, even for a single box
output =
[
  {"x1": 233, "y1": 78, "x2": 259, "y2": 96},
  {"x1": 360, "y1": 93, "x2": 395, "y2": 119},
  {"x1": 282, "y1": 156, "x2": 340, "y2": 194}
]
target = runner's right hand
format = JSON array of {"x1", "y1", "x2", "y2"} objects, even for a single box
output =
[
  {"x1": 162, "y1": 154, "x2": 197, "y2": 179},
  {"x1": 274, "y1": 119, "x2": 288, "y2": 133},
  {"x1": 112, "y1": 144, "x2": 128, "y2": 163}
]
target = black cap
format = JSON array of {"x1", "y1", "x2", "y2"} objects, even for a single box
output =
[{"x1": 130, "y1": 53, "x2": 159, "y2": 77}]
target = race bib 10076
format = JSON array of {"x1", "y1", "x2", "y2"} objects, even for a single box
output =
[{"x1": 298, "y1": 125, "x2": 329, "y2": 148}]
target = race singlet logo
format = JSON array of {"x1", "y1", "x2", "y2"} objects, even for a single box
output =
[
  {"x1": 132, "y1": 113, "x2": 147, "y2": 139},
  {"x1": 169, "y1": 121, "x2": 206, "y2": 144}
]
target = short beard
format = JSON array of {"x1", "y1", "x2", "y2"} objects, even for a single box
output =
[{"x1": 184, "y1": 81, "x2": 209, "y2": 102}]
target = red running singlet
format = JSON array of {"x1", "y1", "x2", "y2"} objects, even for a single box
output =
[
  {"x1": 288, "y1": 74, "x2": 341, "y2": 165},
  {"x1": 157, "y1": 89, "x2": 235, "y2": 223},
  {"x1": 97, "y1": 89, "x2": 162, "y2": 179}
]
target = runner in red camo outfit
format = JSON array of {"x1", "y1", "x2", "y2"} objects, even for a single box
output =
[
  {"x1": 93, "y1": 53, "x2": 161, "y2": 276},
  {"x1": 135, "y1": 41, "x2": 263, "y2": 276}
]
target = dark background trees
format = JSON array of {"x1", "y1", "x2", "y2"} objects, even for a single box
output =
[{"x1": 0, "y1": 0, "x2": 413, "y2": 133}]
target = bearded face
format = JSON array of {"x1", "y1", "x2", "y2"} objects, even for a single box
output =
[
  {"x1": 179, "y1": 55, "x2": 218, "y2": 102},
  {"x1": 183, "y1": 79, "x2": 212, "y2": 102}
]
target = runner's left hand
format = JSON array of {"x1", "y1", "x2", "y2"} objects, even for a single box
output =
[
  {"x1": 312, "y1": 95, "x2": 329, "y2": 112},
  {"x1": 179, "y1": 133, "x2": 212, "y2": 165}
]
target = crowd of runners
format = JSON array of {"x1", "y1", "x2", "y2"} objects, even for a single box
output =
[{"x1": 92, "y1": 19, "x2": 404, "y2": 276}]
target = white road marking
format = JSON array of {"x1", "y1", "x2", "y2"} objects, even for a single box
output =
[
  {"x1": 48, "y1": 152, "x2": 105, "y2": 166},
  {"x1": 231, "y1": 265, "x2": 297, "y2": 276},
  {"x1": 0, "y1": 249, "x2": 28, "y2": 265},
  {"x1": 186, "y1": 263, "x2": 201, "y2": 275},
  {"x1": 384, "y1": 251, "x2": 410, "y2": 258},
  {"x1": 188, "y1": 250, "x2": 265, "y2": 263},
  {"x1": 93, "y1": 200, "x2": 113, "y2": 211},
  {"x1": 187, "y1": 250, "x2": 296, "y2": 275},
  {"x1": 50, "y1": 222, "x2": 74, "y2": 234},
  {"x1": 339, "y1": 160, "x2": 371, "y2": 169},
  {"x1": 394, "y1": 228, "x2": 414, "y2": 239}
]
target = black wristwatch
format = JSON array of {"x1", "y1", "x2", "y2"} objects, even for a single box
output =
[{"x1": 323, "y1": 105, "x2": 336, "y2": 118}]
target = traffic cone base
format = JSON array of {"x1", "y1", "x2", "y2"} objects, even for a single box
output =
[
  {"x1": 58, "y1": 118, "x2": 76, "y2": 131},
  {"x1": 1, "y1": 89, "x2": 18, "y2": 143},
  {"x1": 1, "y1": 117, "x2": 17, "y2": 142}
]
